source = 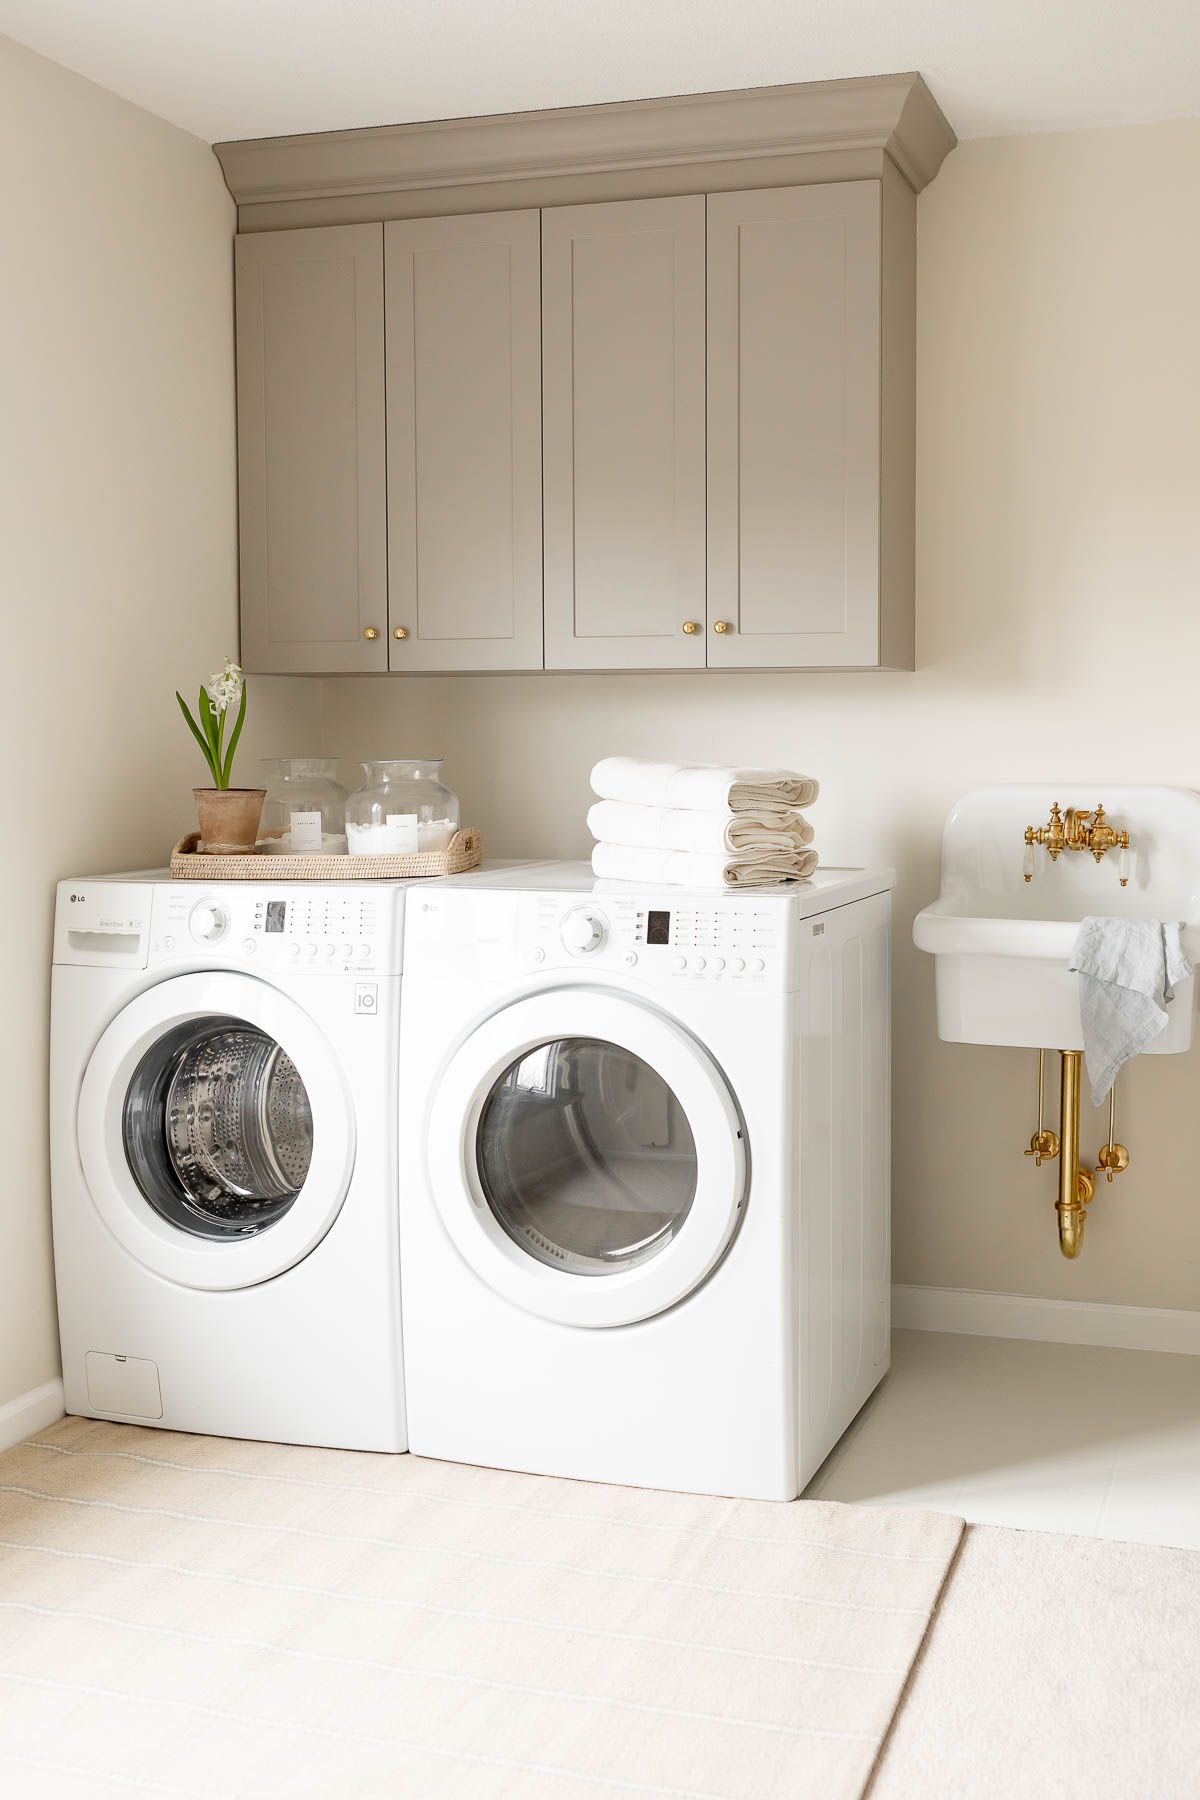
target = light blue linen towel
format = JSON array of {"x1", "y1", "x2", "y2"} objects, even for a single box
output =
[{"x1": 1068, "y1": 917, "x2": 1192, "y2": 1104}]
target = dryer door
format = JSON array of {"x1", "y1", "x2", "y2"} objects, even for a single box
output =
[
  {"x1": 77, "y1": 972, "x2": 355, "y2": 1290},
  {"x1": 427, "y1": 989, "x2": 747, "y2": 1327}
]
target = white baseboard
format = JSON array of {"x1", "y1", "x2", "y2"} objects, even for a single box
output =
[
  {"x1": 894, "y1": 1284, "x2": 1200, "y2": 1356},
  {"x1": 0, "y1": 1379, "x2": 65, "y2": 1453}
]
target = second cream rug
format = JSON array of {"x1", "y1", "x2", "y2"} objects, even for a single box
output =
[{"x1": 0, "y1": 1416, "x2": 962, "y2": 1798}]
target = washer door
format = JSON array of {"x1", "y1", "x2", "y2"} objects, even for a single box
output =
[
  {"x1": 427, "y1": 990, "x2": 747, "y2": 1327},
  {"x1": 78, "y1": 973, "x2": 355, "y2": 1290}
]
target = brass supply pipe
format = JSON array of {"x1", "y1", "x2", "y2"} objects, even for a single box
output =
[
  {"x1": 1098, "y1": 1078, "x2": 1131, "y2": 1183},
  {"x1": 1024, "y1": 1048, "x2": 1060, "y2": 1165},
  {"x1": 1056, "y1": 1051, "x2": 1096, "y2": 1259}
]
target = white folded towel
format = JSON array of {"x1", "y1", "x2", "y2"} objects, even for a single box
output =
[
  {"x1": 590, "y1": 758, "x2": 819, "y2": 814},
  {"x1": 587, "y1": 800, "x2": 814, "y2": 856},
  {"x1": 1068, "y1": 916, "x2": 1192, "y2": 1103},
  {"x1": 591, "y1": 842, "x2": 818, "y2": 889}
]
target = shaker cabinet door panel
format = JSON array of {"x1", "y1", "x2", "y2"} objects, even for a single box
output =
[
  {"x1": 707, "y1": 183, "x2": 883, "y2": 669},
  {"x1": 542, "y1": 196, "x2": 706, "y2": 671},
  {"x1": 385, "y1": 211, "x2": 543, "y2": 671},
  {"x1": 235, "y1": 225, "x2": 387, "y2": 673}
]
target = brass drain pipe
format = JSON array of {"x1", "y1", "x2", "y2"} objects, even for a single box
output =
[{"x1": 1055, "y1": 1051, "x2": 1095, "y2": 1259}]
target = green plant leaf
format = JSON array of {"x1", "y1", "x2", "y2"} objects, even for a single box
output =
[
  {"x1": 220, "y1": 680, "x2": 247, "y2": 790},
  {"x1": 177, "y1": 692, "x2": 219, "y2": 783}
]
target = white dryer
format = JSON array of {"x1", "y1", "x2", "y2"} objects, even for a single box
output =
[
  {"x1": 50, "y1": 873, "x2": 413, "y2": 1450},
  {"x1": 398, "y1": 862, "x2": 895, "y2": 1500}
]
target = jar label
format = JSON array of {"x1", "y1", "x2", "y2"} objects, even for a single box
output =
[
  {"x1": 289, "y1": 810, "x2": 323, "y2": 852},
  {"x1": 384, "y1": 813, "x2": 420, "y2": 853}
]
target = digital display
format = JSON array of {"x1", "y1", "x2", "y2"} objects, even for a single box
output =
[
  {"x1": 647, "y1": 910, "x2": 671, "y2": 946},
  {"x1": 264, "y1": 900, "x2": 287, "y2": 934}
]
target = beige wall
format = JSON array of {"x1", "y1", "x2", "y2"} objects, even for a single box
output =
[
  {"x1": 5, "y1": 58, "x2": 1197, "y2": 1423},
  {"x1": 323, "y1": 117, "x2": 1200, "y2": 1312},
  {"x1": 0, "y1": 36, "x2": 322, "y2": 1412}
]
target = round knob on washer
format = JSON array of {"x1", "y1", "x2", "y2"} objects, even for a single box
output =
[
  {"x1": 561, "y1": 910, "x2": 606, "y2": 954},
  {"x1": 189, "y1": 902, "x2": 226, "y2": 942}
]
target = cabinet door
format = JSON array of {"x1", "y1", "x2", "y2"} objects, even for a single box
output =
[
  {"x1": 235, "y1": 225, "x2": 387, "y2": 673},
  {"x1": 542, "y1": 196, "x2": 706, "y2": 671},
  {"x1": 385, "y1": 212, "x2": 543, "y2": 671},
  {"x1": 707, "y1": 183, "x2": 882, "y2": 669}
]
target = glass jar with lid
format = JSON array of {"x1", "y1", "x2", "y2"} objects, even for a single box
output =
[
  {"x1": 345, "y1": 760, "x2": 460, "y2": 855},
  {"x1": 260, "y1": 758, "x2": 348, "y2": 854}
]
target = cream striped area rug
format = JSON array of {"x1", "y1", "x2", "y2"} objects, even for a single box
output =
[{"x1": 0, "y1": 1417, "x2": 961, "y2": 1799}]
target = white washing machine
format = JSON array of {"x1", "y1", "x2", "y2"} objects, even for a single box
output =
[
  {"x1": 398, "y1": 861, "x2": 895, "y2": 1501},
  {"x1": 50, "y1": 873, "x2": 418, "y2": 1450}
]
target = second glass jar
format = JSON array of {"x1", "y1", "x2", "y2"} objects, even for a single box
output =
[{"x1": 345, "y1": 760, "x2": 460, "y2": 855}]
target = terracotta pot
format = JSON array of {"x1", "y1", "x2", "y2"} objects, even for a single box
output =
[{"x1": 193, "y1": 788, "x2": 266, "y2": 855}]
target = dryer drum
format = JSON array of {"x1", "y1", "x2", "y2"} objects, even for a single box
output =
[
  {"x1": 476, "y1": 1036, "x2": 698, "y2": 1275},
  {"x1": 123, "y1": 1016, "x2": 314, "y2": 1240}
]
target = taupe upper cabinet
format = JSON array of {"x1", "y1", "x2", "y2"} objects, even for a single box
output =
[
  {"x1": 385, "y1": 211, "x2": 543, "y2": 671},
  {"x1": 542, "y1": 196, "x2": 707, "y2": 671},
  {"x1": 707, "y1": 179, "x2": 912, "y2": 670},
  {"x1": 228, "y1": 80, "x2": 950, "y2": 677},
  {"x1": 235, "y1": 225, "x2": 387, "y2": 673}
]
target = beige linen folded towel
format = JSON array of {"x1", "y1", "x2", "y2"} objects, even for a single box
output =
[
  {"x1": 590, "y1": 757, "x2": 819, "y2": 814},
  {"x1": 587, "y1": 799, "x2": 814, "y2": 856},
  {"x1": 591, "y1": 841, "x2": 818, "y2": 889}
]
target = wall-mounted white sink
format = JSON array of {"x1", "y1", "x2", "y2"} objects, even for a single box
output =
[{"x1": 914, "y1": 784, "x2": 1200, "y2": 1051}]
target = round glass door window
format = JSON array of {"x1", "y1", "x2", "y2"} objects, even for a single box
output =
[
  {"x1": 476, "y1": 1037, "x2": 697, "y2": 1274},
  {"x1": 122, "y1": 1015, "x2": 313, "y2": 1239}
]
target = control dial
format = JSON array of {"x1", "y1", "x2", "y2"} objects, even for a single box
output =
[
  {"x1": 188, "y1": 900, "x2": 227, "y2": 943},
  {"x1": 561, "y1": 909, "x2": 607, "y2": 955}
]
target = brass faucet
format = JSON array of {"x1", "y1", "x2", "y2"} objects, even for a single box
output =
[{"x1": 1024, "y1": 802, "x2": 1131, "y2": 884}]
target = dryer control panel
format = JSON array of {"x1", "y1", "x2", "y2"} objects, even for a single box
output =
[
  {"x1": 409, "y1": 887, "x2": 791, "y2": 988},
  {"x1": 535, "y1": 893, "x2": 785, "y2": 982}
]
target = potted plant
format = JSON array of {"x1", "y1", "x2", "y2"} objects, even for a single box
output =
[{"x1": 176, "y1": 659, "x2": 265, "y2": 853}]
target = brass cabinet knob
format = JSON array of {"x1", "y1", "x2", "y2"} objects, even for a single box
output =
[
  {"x1": 713, "y1": 619, "x2": 732, "y2": 635},
  {"x1": 682, "y1": 620, "x2": 700, "y2": 635},
  {"x1": 393, "y1": 626, "x2": 409, "y2": 641},
  {"x1": 363, "y1": 626, "x2": 380, "y2": 641}
]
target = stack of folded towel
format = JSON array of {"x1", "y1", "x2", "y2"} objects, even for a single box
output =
[{"x1": 587, "y1": 757, "x2": 820, "y2": 888}]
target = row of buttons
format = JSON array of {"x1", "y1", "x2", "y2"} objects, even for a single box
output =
[
  {"x1": 524, "y1": 944, "x2": 764, "y2": 974},
  {"x1": 286, "y1": 942, "x2": 373, "y2": 961},
  {"x1": 672, "y1": 954, "x2": 765, "y2": 974}
]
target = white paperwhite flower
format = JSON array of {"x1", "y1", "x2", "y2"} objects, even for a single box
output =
[{"x1": 205, "y1": 658, "x2": 245, "y2": 714}]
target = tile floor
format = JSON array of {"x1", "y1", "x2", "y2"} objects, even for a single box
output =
[{"x1": 805, "y1": 1328, "x2": 1200, "y2": 1551}]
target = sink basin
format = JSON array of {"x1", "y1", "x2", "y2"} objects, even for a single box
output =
[{"x1": 914, "y1": 785, "x2": 1200, "y2": 1050}]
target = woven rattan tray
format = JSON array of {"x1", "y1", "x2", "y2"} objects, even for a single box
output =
[{"x1": 170, "y1": 826, "x2": 482, "y2": 881}]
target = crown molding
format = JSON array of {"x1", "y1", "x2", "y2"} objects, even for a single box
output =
[{"x1": 214, "y1": 73, "x2": 956, "y2": 212}]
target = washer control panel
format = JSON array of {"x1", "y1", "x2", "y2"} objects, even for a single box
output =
[{"x1": 147, "y1": 886, "x2": 401, "y2": 975}]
